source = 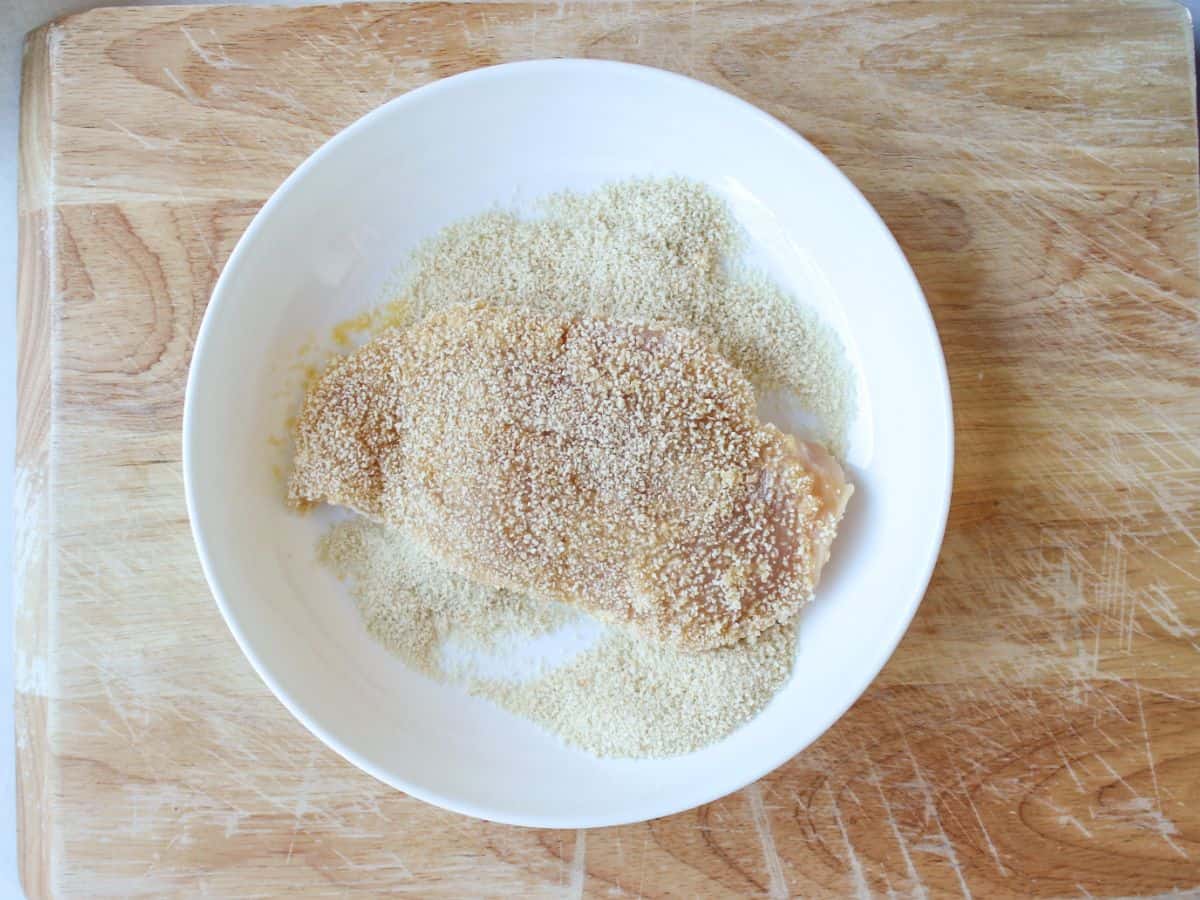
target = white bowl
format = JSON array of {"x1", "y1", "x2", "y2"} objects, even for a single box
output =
[{"x1": 184, "y1": 59, "x2": 952, "y2": 827}]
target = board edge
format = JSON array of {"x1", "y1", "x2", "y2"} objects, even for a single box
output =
[{"x1": 16, "y1": 21, "x2": 57, "y2": 900}]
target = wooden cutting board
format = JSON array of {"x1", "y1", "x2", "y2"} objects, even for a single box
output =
[{"x1": 17, "y1": 2, "x2": 1200, "y2": 896}]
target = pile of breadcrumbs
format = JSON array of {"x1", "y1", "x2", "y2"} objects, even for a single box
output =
[{"x1": 311, "y1": 178, "x2": 853, "y2": 758}]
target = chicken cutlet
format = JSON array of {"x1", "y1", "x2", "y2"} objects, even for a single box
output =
[{"x1": 289, "y1": 304, "x2": 852, "y2": 650}]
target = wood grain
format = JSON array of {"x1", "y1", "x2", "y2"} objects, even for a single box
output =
[{"x1": 16, "y1": 2, "x2": 1200, "y2": 896}]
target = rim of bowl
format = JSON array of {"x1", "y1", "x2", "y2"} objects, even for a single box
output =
[{"x1": 183, "y1": 57, "x2": 954, "y2": 828}]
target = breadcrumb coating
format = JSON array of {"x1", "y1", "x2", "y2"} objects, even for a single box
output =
[{"x1": 290, "y1": 303, "x2": 852, "y2": 650}]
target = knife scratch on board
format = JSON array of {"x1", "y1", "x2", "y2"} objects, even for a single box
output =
[
  {"x1": 746, "y1": 781, "x2": 788, "y2": 899},
  {"x1": 826, "y1": 781, "x2": 872, "y2": 899}
]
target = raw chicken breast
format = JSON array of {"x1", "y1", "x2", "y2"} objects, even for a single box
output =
[{"x1": 289, "y1": 304, "x2": 852, "y2": 650}]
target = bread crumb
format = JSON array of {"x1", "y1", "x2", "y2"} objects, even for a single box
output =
[
  {"x1": 323, "y1": 518, "x2": 795, "y2": 758},
  {"x1": 321, "y1": 519, "x2": 578, "y2": 677},
  {"x1": 304, "y1": 177, "x2": 855, "y2": 758}
]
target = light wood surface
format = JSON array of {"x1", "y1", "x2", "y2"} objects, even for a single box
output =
[{"x1": 17, "y1": 2, "x2": 1200, "y2": 896}]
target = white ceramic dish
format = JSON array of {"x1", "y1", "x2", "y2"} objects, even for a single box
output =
[{"x1": 184, "y1": 59, "x2": 952, "y2": 828}]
